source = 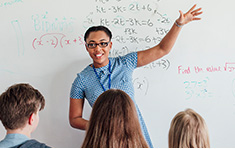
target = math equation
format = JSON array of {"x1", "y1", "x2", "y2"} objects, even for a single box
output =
[
  {"x1": 133, "y1": 77, "x2": 149, "y2": 96},
  {"x1": 178, "y1": 62, "x2": 235, "y2": 75},
  {"x1": 32, "y1": 33, "x2": 85, "y2": 49},
  {"x1": 184, "y1": 77, "x2": 213, "y2": 100}
]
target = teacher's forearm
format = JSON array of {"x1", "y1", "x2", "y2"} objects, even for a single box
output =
[
  {"x1": 158, "y1": 21, "x2": 182, "y2": 54},
  {"x1": 69, "y1": 117, "x2": 88, "y2": 130}
]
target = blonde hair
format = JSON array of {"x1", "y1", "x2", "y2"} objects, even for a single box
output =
[
  {"x1": 168, "y1": 108, "x2": 210, "y2": 148},
  {"x1": 82, "y1": 89, "x2": 148, "y2": 148}
]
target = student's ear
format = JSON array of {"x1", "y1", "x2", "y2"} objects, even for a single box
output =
[
  {"x1": 28, "y1": 113, "x2": 35, "y2": 125},
  {"x1": 28, "y1": 112, "x2": 39, "y2": 132}
]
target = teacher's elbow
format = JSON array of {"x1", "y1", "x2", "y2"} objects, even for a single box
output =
[{"x1": 69, "y1": 117, "x2": 88, "y2": 130}]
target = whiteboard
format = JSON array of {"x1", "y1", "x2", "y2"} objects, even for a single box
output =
[{"x1": 0, "y1": 0, "x2": 235, "y2": 147}]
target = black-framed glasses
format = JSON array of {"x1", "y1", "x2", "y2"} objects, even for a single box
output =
[{"x1": 86, "y1": 41, "x2": 110, "y2": 49}]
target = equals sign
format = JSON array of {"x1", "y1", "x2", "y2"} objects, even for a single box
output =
[{"x1": 142, "y1": 21, "x2": 147, "y2": 25}]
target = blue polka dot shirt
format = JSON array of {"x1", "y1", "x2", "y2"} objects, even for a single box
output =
[{"x1": 70, "y1": 52, "x2": 153, "y2": 147}]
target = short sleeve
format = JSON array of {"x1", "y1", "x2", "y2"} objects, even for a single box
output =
[
  {"x1": 70, "y1": 74, "x2": 85, "y2": 99},
  {"x1": 120, "y1": 52, "x2": 137, "y2": 70}
]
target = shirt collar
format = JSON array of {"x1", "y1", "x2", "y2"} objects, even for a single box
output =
[
  {"x1": 5, "y1": 133, "x2": 29, "y2": 140},
  {"x1": 0, "y1": 133, "x2": 29, "y2": 148},
  {"x1": 91, "y1": 60, "x2": 112, "y2": 75}
]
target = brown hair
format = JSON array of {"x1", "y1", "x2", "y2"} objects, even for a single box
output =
[
  {"x1": 168, "y1": 108, "x2": 210, "y2": 148},
  {"x1": 81, "y1": 89, "x2": 148, "y2": 148},
  {"x1": 0, "y1": 83, "x2": 45, "y2": 130}
]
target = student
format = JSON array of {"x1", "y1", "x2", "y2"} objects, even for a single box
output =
[
  {"x1": 168, "y1": 108, "x2": 210, "y2": 148},
  {"x1": 70, "y1": 5, "x2": 203, "y2": 147},
  {"x1": 81, "y1": 89, "x2": 148, "y2": 148},
  {"x1": 0, "y1": 83, "x2": 50, "y2": 148}
]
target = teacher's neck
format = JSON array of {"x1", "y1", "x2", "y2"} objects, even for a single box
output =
[{"x1": 92, "y1": 60, "x2": 109, "y2": 68}]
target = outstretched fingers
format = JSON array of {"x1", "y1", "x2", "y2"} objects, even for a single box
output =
[
  {"x1": 192, "y1": 8, "x2": 203, "y2": 16},
  {"x1": 177, "y1": 4, "x2": 203, "y2": 25},
  {"x1": 187, "y1": 4, "x2": 197, "y2": 13}
]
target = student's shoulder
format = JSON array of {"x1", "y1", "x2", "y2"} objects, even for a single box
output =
[{"x1": 11, "y1": 139, "x2": 50, "y2": 148}]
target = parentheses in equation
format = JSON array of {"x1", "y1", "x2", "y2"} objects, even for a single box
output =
[
  {"x1": 133, "y1": 77, "x2": 149, "y2": 96},
  {"x1": 166, "y1": 59, "x2": 170, "y2": 70},
  {"x1": 52, "y1": 36, "x2": 58, "y2": 48},
  {"x1": 39, "y1": 33, "x2": 66, "y2": 48},
  {"x1": 32, "y1": 38, "x2": 37, "y2": 49},
  {"x1": 143, "y1": 77, "x2": 149, "y2": 95},
  {"x1": 60, "y1": 34, "x2": 66, "y2": 48}
]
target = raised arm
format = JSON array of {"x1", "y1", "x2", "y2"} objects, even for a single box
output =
[
  {"x1": 69, "y1": 98, "x2": 88, "y2": 130},
  {"x1": 137, "y1": 4, "x2": 203, "y2": 67}
]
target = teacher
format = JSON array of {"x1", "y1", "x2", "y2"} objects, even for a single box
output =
[{"x1": 69, "y1": 4, "x2": 202, "y2": 147}]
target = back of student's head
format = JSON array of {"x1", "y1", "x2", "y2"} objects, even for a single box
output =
[
  {"x1": 0, "y1": 83, "x2": 45, "y2": 130},
  {"x1": 168, "y1": 108, "x2": 210, "y2": 148},
  {"x1": 81, "y1": 89, "x2": 148, "y2": 148}
]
